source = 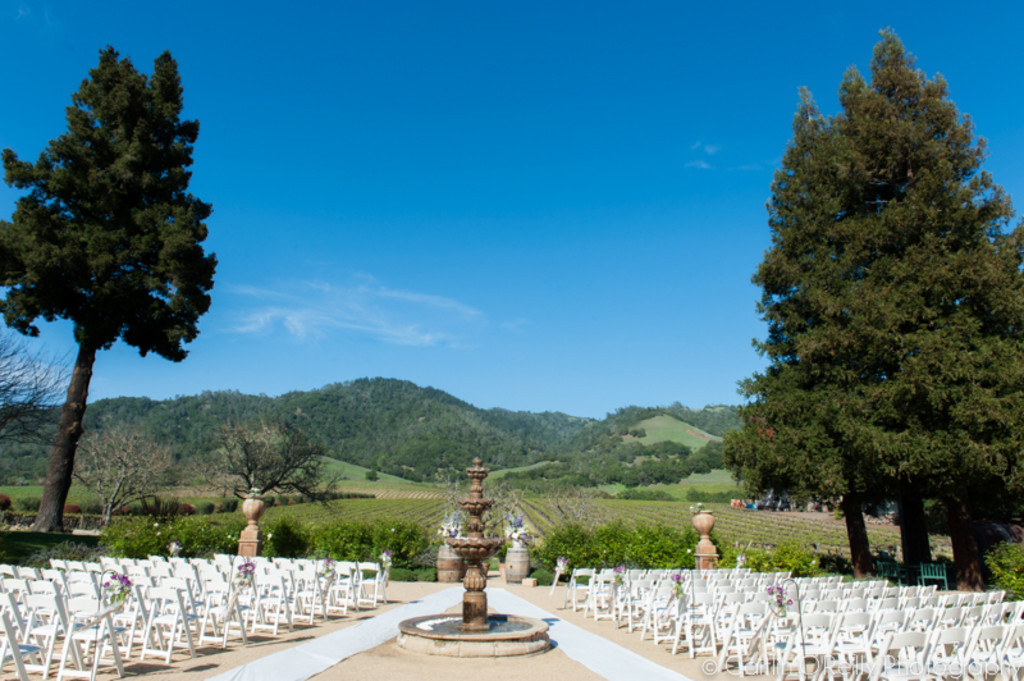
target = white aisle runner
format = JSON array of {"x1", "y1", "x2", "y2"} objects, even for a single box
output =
[
  {"x1": 487, "y1": 589, "x2": 695, "y2": 681},
  {"x1": 207, "y1": 587, "x2": 695, "y2": 681},
  {"x1": 207, "y1": 587, "x2": 463, "y2": 681}
]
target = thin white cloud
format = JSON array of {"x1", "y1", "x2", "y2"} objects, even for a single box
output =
[
  {"x1": 376, "y1": 286, "x2": 481, "y2": 317},
  {"x1": 500, "y1": 318, "x2": 529, "y2": 333},
  {"x1": 690, "y1": 140, "x2": 702, "y2": 150},
  {"x1": 703, "y1": 144, "x2": 720, "y2": 155},
  {"x1": 686, "y1": 160, "x2": 712, "y2": 170},
  {"x1": 227, "y1": 277, "x2": 481, "y2": 347}
]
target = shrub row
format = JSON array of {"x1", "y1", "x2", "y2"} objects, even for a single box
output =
[
  {"x1": 262, "y1": 516, "x2": 430, "y2": 569},
  {"x1": 100, "y1": 516, "x2": 246, "y2": 558},
  {"x1": 98, "y1": 515, "x2": 430, "y2": 570},
  {"x1": 532, "y1": 521, "x2": 829, "y2": 578},
  {"x1": 534, "y1": 521, "x2": 704, "y2": 571}
]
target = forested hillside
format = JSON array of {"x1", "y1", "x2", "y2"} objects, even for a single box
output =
[{"x1": 0, "y1": 378, "x2": 740, "y2": 485}]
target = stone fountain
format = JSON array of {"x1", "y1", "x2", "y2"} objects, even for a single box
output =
[{"x1": 397, "y1": 458, "x2": 550, "y2": 657}]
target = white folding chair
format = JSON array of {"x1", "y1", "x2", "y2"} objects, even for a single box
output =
[
  {"x1": 248, "y1": 570, "x2": 293, "y2": 636},
  {"x1": 21, "y1": 591, "x2": 74, "y2": 679},
  {"x1": 197, "y1": 575, "x2": 248, "y2": 648},
  {"x1": 56, "y1": 596, "x2": 126, "y2": 681},
  {"x1": 715, "y1": 600, "x2": 770, "y2": 677},
  {"x1": 564, "y1": 568, "x2": 595, "y2": 611},
  {"x1": 1, "y1": 610, "x2": 43, "y2": 681},
  {"x1": 856, "y1": 630, "x2": 931, "y2": 681},
  {"x1": 672, "y1": 590, "x2": 716, "y2": 658},
  {"x1": 139, "y1": 586, "x2": 197, "y2": 663}
]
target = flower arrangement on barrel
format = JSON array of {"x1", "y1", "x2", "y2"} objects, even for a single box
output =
[
  {"x1": 505, "y1": 512, "x2": 531, "y2": 547},
  {"x1": 438, "y1": 513, "x2": 463, "y2": 540}
]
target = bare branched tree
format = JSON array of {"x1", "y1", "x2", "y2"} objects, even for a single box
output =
[
  {"x1": 486, "y1": 480, "x2": 525, "y2": 537},
  {"x1": 217, "y1": 421, "x2": 334, "y2": 499},
  {"x1": 73, "y1": 427, "x2": 173, "y2": 525},
  {"x1": 0, "y1": 331, "x2": 66, "y2": 443},
  {"x1": 549, "y1": 485, "x2": 603, "y2": 529}
]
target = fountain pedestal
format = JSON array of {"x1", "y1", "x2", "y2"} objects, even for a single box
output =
[{"x1": 398, "y1": 458, "x2": 550, "y2": 657}]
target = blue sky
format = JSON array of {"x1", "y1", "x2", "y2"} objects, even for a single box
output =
[{"x1": 2, "y1": 2, "x2": 1023, "y2": 418}]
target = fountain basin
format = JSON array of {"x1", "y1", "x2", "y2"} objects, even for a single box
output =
[
  {"x1": 397, "y1": 614, "x2": 550, "y2": 657},
  {"x1": 447, "y1": 536, "x2": 504, "y2": 563}
]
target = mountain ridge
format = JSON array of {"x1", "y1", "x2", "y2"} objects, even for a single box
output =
[{"x1": 0, "y1": 377, "x2": 740, "y2": 485}]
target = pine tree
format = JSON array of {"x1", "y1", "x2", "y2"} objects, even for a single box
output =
[
  {"x1": 1, "y1": 47, "x2": 215, "y2": 531},
  {"x1": 725, "y1": 30, "x2": 1024, "y2": 587}
]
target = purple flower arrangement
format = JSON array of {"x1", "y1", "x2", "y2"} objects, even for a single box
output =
[
  {"x1": 670, "y1": 572, "x2": 686, "y2": 598},
  {"x1": 103, "y1": 572, "x2": 133, "y2": 605},
  {"x1": 767, "y1": 584, "x2": 793, "y2": 616},
  {"x1": 235, "y1": 559, "x2": 256, "y2": 588}
]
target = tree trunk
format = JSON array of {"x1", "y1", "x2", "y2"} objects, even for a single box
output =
[
  {"x1": 897, "y1": 488, "x2": 931, "y2": 564},
  {"x1": 32, "y1": 344, "x2": 96, "y2": 532},
  {"x1": 946, "y1": 495, "x2": 984, "y2": 591},
  {"x1": 841, "y1": 493, "x2": 873, "y2": 577}
]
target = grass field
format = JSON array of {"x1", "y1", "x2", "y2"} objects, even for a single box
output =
[
  {"x1": 488, "y1": 461, "x2": 552, "y2": 479},
  {"x1": 634, "y1": 469, "x2": 744, "y2": 500},
  {"x1": 2, "y1": 531, "x2": 99, "y2": 564},
  {"x1": 320, "y1": 457, "x2": 411, "y2": 484},
  {"x1": 635, "y1": 415, "x2": 720, "y2": 449}
]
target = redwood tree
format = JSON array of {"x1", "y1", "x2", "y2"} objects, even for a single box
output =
[
  {"x1": 726, "y1": 31, "x2": 1024, "y2": 587},
  {"x1": 1, "y1": 47, "x2": 215, "y2": 531}
]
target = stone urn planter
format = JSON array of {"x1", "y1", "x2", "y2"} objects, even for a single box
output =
[
  {"x1": 691, "y1": 509, "x2": 719, "y2": 569},
  {"x1": 238, "y1": 490, "x2": 266, "y2": 557}
]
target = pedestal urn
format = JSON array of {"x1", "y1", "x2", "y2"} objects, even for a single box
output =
[
  {"x1": 238, "y1": 490, "x2": 267, "y2": 557},
  {"x1": 691, "y1": 509, "x2": 719, "y2": 569}
]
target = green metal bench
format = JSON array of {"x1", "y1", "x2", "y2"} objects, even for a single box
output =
[{"x1": 917, "y1": 562, "x2": 949, "y2": 590}]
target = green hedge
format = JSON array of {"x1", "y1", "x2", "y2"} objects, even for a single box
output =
[
  {"x1": 99, "y1": 514, "x2": 429, "y2": 569},
  {"x1": 534, "y1": 521, "x2": 829, "y2": 576},
  {"x1": 307, "y1": 519, "x2": 428, "y2": 569},
  {"x1": 741, "y1": 542, "x2": 823, "y2": 577},
  {"x1": 534, "y1": 521, "x2": 700, "y2": 570},
  {"x1": 100, "y1": 515, "x2": 245, "y2": 558}
]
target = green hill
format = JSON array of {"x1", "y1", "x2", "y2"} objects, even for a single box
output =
[
  {"x1": 635, "y1": 414, "x2": 721, "y2": 449},
  {"x1": 0, "y1": 378, "x2": 740, "y2": 489}
]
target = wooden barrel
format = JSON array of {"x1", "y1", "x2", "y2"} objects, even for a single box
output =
[
  {"x1": 505, "y1": 546, "x2": 530, "y2": 584},
  {"x1": 437, "y1": 544, "x2": 465, "y2": 582}
]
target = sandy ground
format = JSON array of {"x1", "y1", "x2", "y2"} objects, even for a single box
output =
[{"x1": 45, "y1": 572, "x2": 775, "y2": 681}]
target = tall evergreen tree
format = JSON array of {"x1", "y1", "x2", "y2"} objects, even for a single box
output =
[
  {"x1": 725, "y1": 30, "x2": 1024, "y2": 587},
  {"x1": 1, "y1": 47, "x2": 215, "y2": 531}
]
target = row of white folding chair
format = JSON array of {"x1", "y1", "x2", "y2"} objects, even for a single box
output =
[
  {"x1": 4, "y1": 566, "x2": 321, "y2": 676},
  {"x1": 770, "y1": 606, "x2": 1023, "y2": 681},
  {"x1": 46, "y1": 561, "x2": 102, "y2": 575},
  {"x1": 8, "y1": 590, "x2": 126, "y2": 681},
  {"x1": 8, "y1": 572, "x2": 183, "y2": 668},
  {"x1": 3, "y1": 572, "x2": 102, "y2": 602},
  {"x1": 22, "y1": 569, "x2": 244, "y2": 659},
  {"x1": 853, "y1": 621, "x2": 1024, "y2": 681},
  {"x1": 668, "y1": 594, "x2": 1015, "y2": 674}
]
